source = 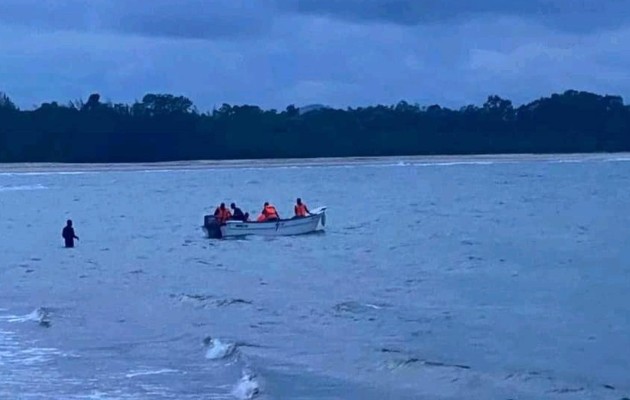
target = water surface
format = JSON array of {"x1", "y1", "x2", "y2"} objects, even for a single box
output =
[{"x1": 1, "y1": 155, "x2": 629, "y2": 399}]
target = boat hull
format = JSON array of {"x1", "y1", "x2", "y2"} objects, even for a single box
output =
[{"x1": 203, "y1": 207, "x2": 326, "y2": 239}]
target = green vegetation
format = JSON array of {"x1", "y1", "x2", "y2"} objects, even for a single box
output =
[{"x1": 0, "y1": 90, "x2": 628, "y2": 162}]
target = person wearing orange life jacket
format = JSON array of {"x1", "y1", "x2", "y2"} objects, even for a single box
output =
[
  {"x1": 294, "y1": 198, "x2": 310, "y2": 217},
  {"x1": 257, "y1": 202, "x2": 280, "y2": 222},
  {"x1": 214, "y1": 202, "x2": 232, "y2": 224}
]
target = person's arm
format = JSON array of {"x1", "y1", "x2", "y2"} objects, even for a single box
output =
[
  {"x1": 73, "y1": 229, "x2": 79, "y2": 240},
  {"x1": 305, "y1": 205, "x2": 310, "y2": 214}
]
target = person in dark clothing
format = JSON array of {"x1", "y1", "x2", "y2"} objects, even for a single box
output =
[
  {"x1": 62, "y1": 220, "x2": 79, "y2": 248},
  {"x1": 230, "y1": 203, "x2": 249, "y2": 222}
]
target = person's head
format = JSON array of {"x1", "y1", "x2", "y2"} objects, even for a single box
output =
[
  {"x1": 264, "y1": 202, "x2": 269, "y2": 207},
  {"x1": 230, "y1": 203, "x2": 236, "y2": 210},
  {"x1": 296, "y1": 198, "x2": 302, "y2": 205},
  {"x1": 220, "y1": 203, "x2": 225, "y2": 209},
  {"x1": 66, "y1": 219, "x2": 73, "y2": 227}
]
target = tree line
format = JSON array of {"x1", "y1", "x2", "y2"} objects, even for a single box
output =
[{"x1": 0, "y1": 89, "x2": 629, "y2": 162}]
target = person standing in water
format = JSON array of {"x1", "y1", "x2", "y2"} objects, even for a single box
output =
[{"x1": 62, "y1": 220, "x2": 79, "y2": 248}]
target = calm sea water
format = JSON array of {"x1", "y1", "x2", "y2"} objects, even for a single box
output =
[{"x1": 1, "y1": 155, "x2": 629, "y2": 399}]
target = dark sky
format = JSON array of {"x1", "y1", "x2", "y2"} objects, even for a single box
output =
[{"x1": 1, "y1": 0, "x2": 628, "y2": 110}]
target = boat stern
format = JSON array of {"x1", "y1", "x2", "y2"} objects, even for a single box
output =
[{"x1": 203, "y1": 215, "x2": 223, "y2": 239}]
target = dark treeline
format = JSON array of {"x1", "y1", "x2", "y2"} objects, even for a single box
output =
[{"x1": 0, "y1": 89, "x2": 629, "y2": 162}]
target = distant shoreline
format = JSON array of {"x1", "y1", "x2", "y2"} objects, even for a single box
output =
[
  {"x1": 2, "y1": 90, "x2": 630, "y2": 163},
  {"x1": 1, "y1": 152, "x2": 629, "y2": 173}
]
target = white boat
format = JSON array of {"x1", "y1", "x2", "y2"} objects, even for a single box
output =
[{"x1": 203, "y1": 206, "x2": 327, "y2": 239}]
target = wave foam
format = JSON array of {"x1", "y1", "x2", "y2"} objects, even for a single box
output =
[
  {"x1": 1, "y1": 308, "x2": 51, "y2": 327},
  {"x1": 204, "y1": 337, "x2": 237, "y2": 360},
  {"x1": 231, "y1": 370, "x2": 260, "y2": 400},
  {"x1": 125, "y1": 368, "x2": 178, "y2": 379},
  {"x1": 0, "y1": 328, "x2": 68, "y2": 368},
  {"x1": 0, "y1": 171, "x2": 90, "y2": 177},
  {"x1": 0, "y1": 184, "x2": 48, "y2": 192}
]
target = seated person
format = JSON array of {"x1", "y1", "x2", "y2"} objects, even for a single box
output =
[
  {"x1": 257, "y1": 202, "x2": 280, "y2": 222},
  {"x1": 230, "y1": 203, "x2": 249, "y2": 222},
  {"x1": 294, "y1": 198, "x2": 310, "y2": 217},
  {"x1": 214, "y1": 203, "x2": 232, "y2": 223}
]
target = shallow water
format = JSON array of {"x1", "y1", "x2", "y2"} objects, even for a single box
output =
[{"x1": 1, "y1": 155, "x2": 629, "y2": 399}]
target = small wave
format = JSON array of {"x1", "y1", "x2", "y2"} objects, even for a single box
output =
[
  {"x1": 215, "y1": 299, "x2": 252, "y2": 307},
  {"x1": 0, "y1": 171, "x2": 90, "y2": 177},
  {"x1": 1, "y1": 308, "x2": 51, "y2": 327},
  {"x1": 174, "y1": 293, "x2": 215, "y2": 308},
  {"x1": 384, "y1": 354, "x2": 470, "y2": 371},
  {"x1": 1, "y1": 329, "x2": 70, "y2": 369},
  {"x1": 232, "y1": 370, "x2": 260, "y2": 400},
  {"x1": 333, "y1": 301, "x2": 389, "y2": 314},
  {"x1": 14, "y1": 347, "x2": 68, "y2": 365},
  {"x1": 174, "y1": 294, "x2": 252, "y2": 309},
  {"x1": 204, "y1": 337, "x2": 237, "y2": 360},
  {"x1": 125, "y1": 368, "x2": 178, "y2": 378},
  {"x1": 0, "y1": 184, "x2": 48, "y2": 192},
  {"x1": 138, "y1": 169, "x2": 182, "y2": 174},
  {"x1": 403, "y1": 161, "x2": 496, "y2": 167}
]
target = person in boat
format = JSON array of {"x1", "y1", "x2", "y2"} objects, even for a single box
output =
[
  {"x1": 294, "y1": 198, "x2": 310, "y2": 218},
  {"x1": 230, "y1": 203, "x2": 249, "y2": 222},
  {"x1": 214, "y1": 203, "x2": 232, "y2": 224},
  {"x1": 62, "y1": 219, "x2": 79, "y2": 248},
  {"x1": 257, "y1": 202, "x2": 280, "y2": 222}
]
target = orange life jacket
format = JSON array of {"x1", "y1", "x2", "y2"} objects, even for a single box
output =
[
  {"x1": 295, "y1": 203, "x2": 308, "y2": 217},
  {"x1": 216, "y1": 208, "x2": 231, "y2": 223},
  {"x1": 263, "y1": 205, "x2": 278, "y2": 219}
]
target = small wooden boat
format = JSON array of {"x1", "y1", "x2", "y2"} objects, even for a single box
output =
[{"x1": 203, "y1": 207, "x2": 327, "y2": 239}]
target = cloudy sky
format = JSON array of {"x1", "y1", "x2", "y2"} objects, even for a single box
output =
[{"x1": 0, "y1": 0, "x2": 628, "y2": 110}]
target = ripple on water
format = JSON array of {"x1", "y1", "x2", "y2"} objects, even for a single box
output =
[
  {"x1": 333, "y1": 301, "x2": 390, "y2": 314},
  {"x1": 0, "y1": 328, "x2": 75, "y2": 394},
  {"x1": 0, "y1": 184, "x2": 48, "y2": 192},
  {"x1": 173, "y1": 293, "x2": 253, "y2": 309},
  {"x1": 125, "y1": 368, "x2": 179, "y2": 379}
]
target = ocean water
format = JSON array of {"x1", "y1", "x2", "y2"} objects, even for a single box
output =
[{"x1": 1, "y1": 155, "x2": 629, "y2": 399}]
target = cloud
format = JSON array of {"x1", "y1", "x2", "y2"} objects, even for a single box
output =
[
  {"x1": 275, "y1": 0, "x2": 630, "y2": 33},
  {"x1": 1, "y1": 0, "x2": 627, "y2": 40},
  {"x1": 0, "y1": 0, "x2": 274, "y2": 40},
  {"x1": 108, "y1": 1, "x2": 274, "y2": 40},
  {"x1": 465, "y1": 25, "x2": 630, "y2": 102},
  {"x1": 1, "y1": 1, "x2": 630, "y2": 110}
]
